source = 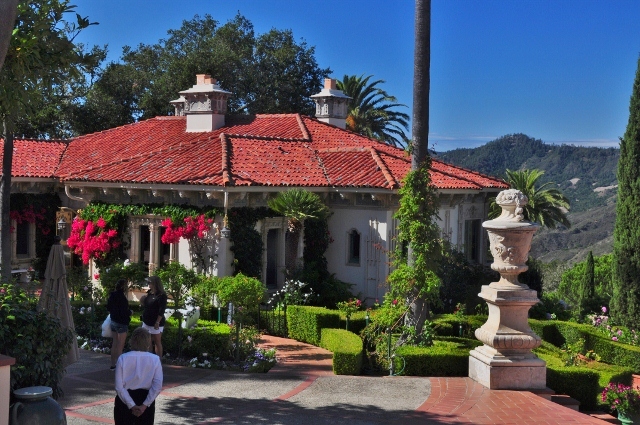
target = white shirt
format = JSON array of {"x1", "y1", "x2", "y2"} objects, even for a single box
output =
[{"x1": 115, "y1": 351, "x2": 163, "y2": 409}]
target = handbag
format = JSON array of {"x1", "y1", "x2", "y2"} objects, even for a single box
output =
[{"x1": 101, "y1": 314, "x2": 113, "y2": 338}]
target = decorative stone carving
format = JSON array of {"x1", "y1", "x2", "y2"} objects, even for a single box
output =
[{"x1": 468, "y1": 189, "x2": 546, "y2": 390}]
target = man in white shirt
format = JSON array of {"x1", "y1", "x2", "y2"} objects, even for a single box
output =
[{"x1": 114, "y1": 327, "x2": 163, "y2": 425}]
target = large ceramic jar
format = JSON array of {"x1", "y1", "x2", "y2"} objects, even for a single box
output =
[{"x1": 10, "y1": 386, "x2": 66, "y2": 425}]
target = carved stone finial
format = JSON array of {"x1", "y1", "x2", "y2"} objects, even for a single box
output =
[{"x1": 495, "y1": 189, "x2": 528, "y2": 222}]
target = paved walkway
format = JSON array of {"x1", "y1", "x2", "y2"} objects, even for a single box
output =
[{"x1": 57, "y1": 335, "x2": 615, "y2": 424}]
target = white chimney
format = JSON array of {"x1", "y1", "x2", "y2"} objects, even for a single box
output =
[
  {"x1": 311, "y1": 78, "x2": 351, "y2": 129},
  {"x1": 178, "y1": 74, "x2": 232, "y2": 132}
]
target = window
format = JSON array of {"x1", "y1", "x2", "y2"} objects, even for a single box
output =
[
  {"x1": 347, "y1": 229, "x2": 361, "y2": 265},
  {"x1": 16, "y1": 221, "x2": 30, "y2": 258},
  {"x1": 464, "y1": 219, "x2": 482, "y2": 263}
]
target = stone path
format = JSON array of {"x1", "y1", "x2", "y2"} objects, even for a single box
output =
[{"x1": 57, "y1": 335, "x2": 613, "y2": 424}]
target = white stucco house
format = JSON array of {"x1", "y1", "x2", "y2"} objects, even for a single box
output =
[{"x1": 2, "y1": 75, "x2": 507, "y2": 302}]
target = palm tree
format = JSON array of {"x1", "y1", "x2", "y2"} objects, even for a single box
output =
[
  {"x1": 336, "y1": 74, "x2": 409, "y2": 147},
  {"x1": 491, "y1": 169, "x2": 571, "y2": 229},
  {"x1": 267, "y1": 189, "x2": 329, "y2": 274}
]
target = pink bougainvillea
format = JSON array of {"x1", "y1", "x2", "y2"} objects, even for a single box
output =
[
  {"x1": 67, "y1": 217, "x2": 120, "y2": 265},
  {"x1": 161, "y1": 214, "x2": 213, "y2": 244},
  {"x1": 9, "y1": 205, "x2": 50, "y2": 235}
]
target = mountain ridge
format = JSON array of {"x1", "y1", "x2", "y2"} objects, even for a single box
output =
[{"x1": 436, "y1": 133, "x2": 619, "y2": 264}]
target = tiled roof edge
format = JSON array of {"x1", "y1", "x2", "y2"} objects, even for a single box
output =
[{"x1": 295, "y1": 114, "x2": 311, "y2": 141}]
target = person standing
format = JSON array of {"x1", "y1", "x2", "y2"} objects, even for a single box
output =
[
  {"x1": 141, "y1": 276, "x2": 168, "y2": 358},
  {"x1": 114, "y1": 327, "x2": 163, "y2": 425},
  {"x1": 107, "y1": 279, "x2": 132, "y2": 370}
]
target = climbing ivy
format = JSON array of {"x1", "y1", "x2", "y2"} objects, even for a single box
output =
[{"x1": 388, "y1": 159, "x2": 442, "y2": 311}]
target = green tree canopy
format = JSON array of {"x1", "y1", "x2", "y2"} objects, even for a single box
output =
[
  {"x1": 612, "y1": 57, "x2": 640, "y2": 329},
  {"x1": 490, "y1": 169, "x2": 571, "y2": 229},
  {"x1": 337, "y1": 74, "x2": 409, "y2": 147},
  {"x1": 0, "y1": 0, "x2": 98, "y2": 278},
  {"x1": 78, "y1": 14, "x2": 330, "y2": 134}
]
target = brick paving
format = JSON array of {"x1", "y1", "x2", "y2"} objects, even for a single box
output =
[{"x1": 58, "y1": 335, "x2": 615, "y2": 424}]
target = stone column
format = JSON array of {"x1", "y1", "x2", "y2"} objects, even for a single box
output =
[
  {"x1": 468, "y1": 189, "x2": 546, "y2": 390},
  {"x1": 148, "y1": 223, "x2": 158, "y2": 275},
  {"x1": 0, "y1": 355, "x2": 15, "y2": 425}
]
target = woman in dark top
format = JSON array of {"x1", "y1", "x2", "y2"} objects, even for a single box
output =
[
  {"x1": 141, "y1": 276, "x2": 168, "y2": 357},
  {"x1": 107, "y1": 279, "x2": 132, "y2": 369}
]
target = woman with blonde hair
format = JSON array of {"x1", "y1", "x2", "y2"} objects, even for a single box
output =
[
  {"x1": 114, "y1": 327, "x2": 163, "y2": 424},
  {"x1": 141, "y1": 276, "x2": 168, "y2": 357}
]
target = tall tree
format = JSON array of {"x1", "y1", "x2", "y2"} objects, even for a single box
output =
[
  {"x1": 0, "y1": 0, "x2": 96, "y2": 280},
  {"x1": 611, "y1": 57, "x2": 640, "y2": 329},
  {"x1": 490, "y1": 169, "x2": 570, "y2": 229},
  {"x1": 267, "y1": 189, "x2": 328, "y2": 276},
  {"x1": 579, "y1": 250, "x2": 595, "y2": 315},
  {"x1": 389, "y1": 0, "x2": 440, "y2": 338},
  {"x1": 336, "y1": 74, "x2": 409, "y2": 147},
  {"x1": 0, "y1": 0, "x2": 18, "y2": 70},
  {"x1": 79, "y1": 14, "x2": 330, "y2": 134}
]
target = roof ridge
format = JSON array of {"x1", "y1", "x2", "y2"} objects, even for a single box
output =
[
  {"x1": 370, "y1": 148, "x2": 398, "y2": 189},
  {"x1": 221, "y1": 134, "x2": 232, "y2": 186},
  {"x1": 295, "y1": 114, "x2": 311, "y2": 141},
  {"x1": 223, "y1": 133, "x2": 308, "y2": 143},
  {"x1": 312, "y1": 148, "x2": 332, "y2": 186}
]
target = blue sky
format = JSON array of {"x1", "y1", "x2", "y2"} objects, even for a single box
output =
[{"x1": 73, "y1": 0, "x2": 640, "y2": 151}]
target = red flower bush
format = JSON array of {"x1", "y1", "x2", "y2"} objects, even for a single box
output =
[
  {"x1": 161, "y1": 214, "x2": 213, "y2": 244},
  {"x1": 67, "y1": 217, "x2": 120, "y2": 265},
  {"x1": 9, "y1": 205, "x2": 50, "y2": 235}
]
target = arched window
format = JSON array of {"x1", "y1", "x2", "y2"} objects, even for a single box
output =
[{"x1": 347, "y1": 229, "x2": 361, "y2": 265}]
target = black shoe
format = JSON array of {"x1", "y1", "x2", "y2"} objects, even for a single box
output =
[{"x1": 110, "y1": 366, "x2": 116, "y2": 370}]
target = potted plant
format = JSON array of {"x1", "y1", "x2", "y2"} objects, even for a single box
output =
[{"x1": 601, "y1": 382, "x2": 640, "y2": 424}]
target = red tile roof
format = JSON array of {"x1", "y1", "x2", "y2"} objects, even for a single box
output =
[
  {"x1": 0, "y1": 138, "x2": 67, "y2": 178},
  {"x1": 10, "y1": 114, "x2": 508, "y2": 191}
]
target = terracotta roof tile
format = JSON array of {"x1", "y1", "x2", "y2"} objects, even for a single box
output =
[
  {"x1": 16, "y1": 113, "x2": 506, "y2": 191},
  {"x1": 0, "y1": 138, "x2": 66, "y2": 178}
]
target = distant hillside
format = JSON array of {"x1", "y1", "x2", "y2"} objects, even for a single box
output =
[{"x1": 436, "y1": 133, "x2": 619, "y2": 263}]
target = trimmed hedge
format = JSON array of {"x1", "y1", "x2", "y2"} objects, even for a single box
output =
[
  {"x1": 320, "y1": 328, "x2": 363, "y2": 375},
  {"x1": 397, "y1": 338, "x2": 482, "y2": 377},
  {"x1": 530, "y1": 319, "x2": 640, "y2": 373},
  {"x1": 432, "y1": 314, "x2": 487, "y2": 338},
  {"x1": 338, "y1": 310, "x2": 369, "y2": 335},
  {"x1": 287, "y1": 306, "x2": 340, "y2": 346},
  {"x1": 534, "y1": 342, "x2": 634, "y2": 411}
]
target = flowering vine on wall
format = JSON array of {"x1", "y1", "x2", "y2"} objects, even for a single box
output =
[
  {"x1": 161, "y1": 214, "x2": 214, "y2": 244},
  {"x1": 10, "y1": 205, "x2": 50, "y2": 235},
  {"x1": 67, "y1": 217, "x2": 120, "y2": 265}
]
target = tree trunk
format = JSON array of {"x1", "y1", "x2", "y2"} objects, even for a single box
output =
[
  {"x1": 1, "y1": 124, "x2": 13, "y2": 282},
  {"x1": 405, "y1": 0, "x2": 431, "y2": 333},
  {"x1": 0, "y1": 0, "x2": 17, "y2": 70},
  {"x1": 285, "y1": 228, "x2": 301, "y2": 277}
]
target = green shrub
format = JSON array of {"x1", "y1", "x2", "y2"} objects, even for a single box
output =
[
  {"x1": 287, "y1": 305, "x2": 340, "y2": 345},
  {"x1": 530, "y1": 319, "x2": 640, "y2": 373},
  {"x1": 0, "y1": 283, "x2": 73, "y2": 399},
  {"x1": 339, "y1": 310, "x2": 368, "y2": 334},
  {"x1": 432, "y1": 314, "x2": 486, "y2": 338},
  {"x1": 320, "y1": 328, "x2": 363, "y2": 375},
  {"x1": 397, "y1": 338, "x2": 481, "y2": 377},
  {"x1": 534, "y1": 342, "x2": 634, "y2": 411},
  {"x1": 163, "y1": 321, "x2": 232, "y2": 360}
]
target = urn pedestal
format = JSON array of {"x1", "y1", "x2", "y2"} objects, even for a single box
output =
[{"x1": 468, "y1": 189, "x2": 546, "y2": 390}]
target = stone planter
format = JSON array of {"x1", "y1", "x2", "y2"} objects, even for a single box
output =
[{"x1": 468, "y1": 189, "x2": 546, "y2": 390}]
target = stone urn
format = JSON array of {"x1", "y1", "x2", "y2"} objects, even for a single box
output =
[
  {"x1": 468, "y1": 189, "x2": 546, "y2": 390},
  {"x1": 10, "y1": 386, "x2": 66, "y2": 425}
]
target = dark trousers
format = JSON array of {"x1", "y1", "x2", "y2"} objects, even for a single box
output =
[{"x1": 114, "y1": 388, "x2": 155, "y2": 425}]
